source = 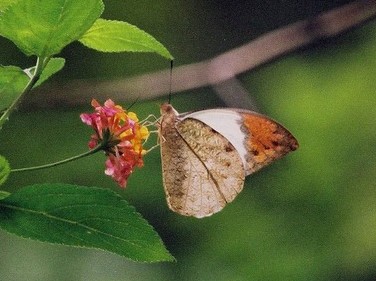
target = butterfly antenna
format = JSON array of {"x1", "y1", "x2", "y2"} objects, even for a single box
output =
[
  {"x1": 126, "y1": 96, "x2": 140, "y2": 111},
  {"x1": 168, "y1": 59, "x2": 174, "y2": 104}
]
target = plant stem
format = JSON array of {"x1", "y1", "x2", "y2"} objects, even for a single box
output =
[
  {"x1": 0, "y1": 56, "x2": 48, "y2": 128},
  {"x1": 11, "y1": 144, "x2": 103, "y2": 173}
]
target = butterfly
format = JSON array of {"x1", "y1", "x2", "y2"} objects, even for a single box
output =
[{"x1": 158, "y1": 103, "x2": 298, "y2": 218}]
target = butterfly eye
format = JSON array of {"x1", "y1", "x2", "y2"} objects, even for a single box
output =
[{"x1": 161, "y1": 103, "x2": 173, "y2": 113}]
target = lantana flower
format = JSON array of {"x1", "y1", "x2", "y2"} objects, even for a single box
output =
[{"x1": 80, "y1": 99, "x2": 149, "y2": 187}]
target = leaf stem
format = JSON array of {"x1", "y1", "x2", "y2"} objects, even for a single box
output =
[
  {"x1": 0, "y1": 56, "x2": 48, "y2": 128},
  {"x1": 11, "y1": 144, "x2": 103, "y2": 173}
]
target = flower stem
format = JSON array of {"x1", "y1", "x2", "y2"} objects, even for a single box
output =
[{"x1": 11, "y1": 144, "x2": 103, "y2": 173}]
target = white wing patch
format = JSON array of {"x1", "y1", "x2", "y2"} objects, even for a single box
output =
[{"x1": 184, "y1": 109, "x2": 250, "y2": 174}]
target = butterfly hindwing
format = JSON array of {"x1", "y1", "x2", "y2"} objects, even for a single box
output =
[{"x1": 160, "y1": 105, "x2": 244, "y2": 218}]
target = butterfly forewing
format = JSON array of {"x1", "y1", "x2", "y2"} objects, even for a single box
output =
[{"x1": 185, "y1": 108, "x2": 298, "y2": 175}]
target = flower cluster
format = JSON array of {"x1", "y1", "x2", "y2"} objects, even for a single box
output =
[{"x1": 80, "y1": 99, "x2": 149, "y2": 187}]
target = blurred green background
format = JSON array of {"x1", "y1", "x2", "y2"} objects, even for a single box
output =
[{"x1": 1, "y1": 1, "x2": 376, "y2": 280}]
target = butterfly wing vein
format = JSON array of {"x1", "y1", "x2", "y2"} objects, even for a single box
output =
[{"x1": 161, "y1": 118, "x2": 245, "y2": 218}]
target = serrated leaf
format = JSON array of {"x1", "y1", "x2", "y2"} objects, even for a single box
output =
[
  {"x1": 0, "y1": 65, "x2": 28, "y2": 112},
  {"x1": 79, "y1": 18, "x2": 173, "y2": 60},
  {"x1": 0, "y1": 183, "x2": 173, "y2": 262},
  {"x1": 0, "y1": 0, "x2": 104, "y2": 57},
  {"x1": 0, "y1": 155, "x2": 10, "y2": 186},
  {"x1": 34, "y1": 57, "x2": 65, "y2": 87}
]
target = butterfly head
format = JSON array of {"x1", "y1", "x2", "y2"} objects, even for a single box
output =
[
  {"x1": 160, "y1": 103, "x2": 179, "y2": 116},
  {"x1": 159, "y1": 103, "x2": 180, "y2": 134}
]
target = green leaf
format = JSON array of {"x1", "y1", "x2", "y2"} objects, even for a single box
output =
[
  {"x1": 0, "y1": 190, "x2": 10, "y2": 200},
  {"x1": 79, "y1": 18, "x2": 173, "y2": 60},
  {"x1": 0, "y1": 155, "x2": 10, "y2": 186},
  {"x1": 0, "y1": 58, "x2": 64, "y2": 125},
  {"x1": 0, "y1": 183, "x2": 174, "y2": 262},
  {"x1": 0, "y1": 0, "x2": 16, "y2": 11},
  {"x1": 34, "y1": 57, "x2": 66, "y2": 87},
  {"x1": 0, "y1": 65, "x2": 28, "y2": 112},
  {"x1": 0, "y1": 0, "x2": 104, "y2": 57}
]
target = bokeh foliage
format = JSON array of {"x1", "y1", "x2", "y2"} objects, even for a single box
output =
[{"x1": 1, "y1": 0, "x2": 375, "y2": 280}]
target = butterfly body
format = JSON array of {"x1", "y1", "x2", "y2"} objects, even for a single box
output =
[{"x1": 159, "y1": 103, "x2": 298, "y2": 218}]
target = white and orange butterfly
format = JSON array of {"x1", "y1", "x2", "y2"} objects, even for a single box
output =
[{"x1": 158, "y1": 103, "x2": 298, "y2": 218}]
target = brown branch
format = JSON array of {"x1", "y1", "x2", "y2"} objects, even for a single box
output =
[{"x1": 28, "y1": 0, "x2": 376, "y2": 108}]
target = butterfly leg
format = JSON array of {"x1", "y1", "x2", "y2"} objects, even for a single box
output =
[{"x1": 139, "y1": 114, "x2": 160, "y2": 126}]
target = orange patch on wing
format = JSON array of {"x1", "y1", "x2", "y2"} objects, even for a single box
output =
[{"x1": 241, "y1": 113, "x2": 299, "y2": 165}]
